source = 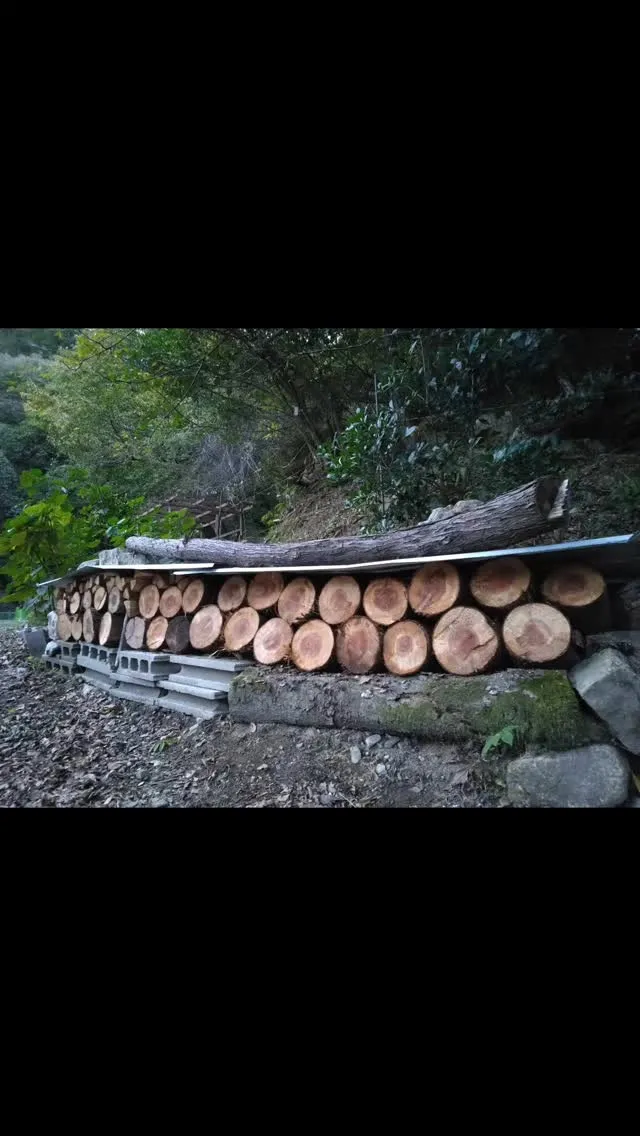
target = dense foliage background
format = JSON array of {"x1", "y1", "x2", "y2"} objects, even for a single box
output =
[{"x1": 2, "y1": 327, "x2": 639, "y2": 606}]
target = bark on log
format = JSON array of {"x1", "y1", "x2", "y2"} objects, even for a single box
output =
[
  {"x1": 182, "y1": 579, "x2": 206, "y2": 615},
  {"x1": 159, "y1": 586, "x2": 183, "y2": 619},
  {"x1": 100, "y1": 613, "x2": 125, "y2": 647},
  {"x1": 189, "y1": 606, "x2": 223, "y2": 651},
  {"x1": 224, "y1": 607, "x2": 261, "y2": 652},
  {"x1": 146, "y1": 616, "x2": 168, "y2": 651},
  {"x1": 247, "y1": 572, "x2": 285, "y2": 611},
  {"x1": 502, "y1": 603, "x2": 572, "y2": 666},
  {"x1": 291, "y1": 620, "x2": 335, "y2": 672},
  {"x1": 318, "y1": 576, "x2": 361, "y2": 625},
  {"x1": 277, "y1": 577, "x2": 316, "y2": 624},
  {"x1": 253, "y1": 618, "x2": 293, "y2": 664},
  {"x1": 165, "y1": 615, "x2": 191, "y2": 654},
  {"x1": 335, "y1": 616, "x2": 381, "y2": 674},
  {"x1": 432, "y1": 607, "x2": 500, "y2": 676},
  {"x1": 139, "y1": 584, "x2": 161, "y2": 620},
  {"x1": 126, "y1": 477, "x2": 570, "y2": 567},
  {"x1": 470, "y1": 557, "x2": 531, "y2": 613},
  {"x1": 217, "y1": 576, "x2": 248, "y2": 613},
  {"x1": 363, "y1": 578, "x2": 408, "y2": 626},
  {"x1": 408, "y1": 563, "x2": 461, "y2": 617},
  {"x1": 541, "y1": 563, "x2": 611, "y2": 633},
  {"x1": 82, "y1": 609, "x2": 101, "y2": 643},
  {"x1": 383, "y1": 621, "x2": 430, "y2": 676},
  {"x1": 125, "y1": 617, "x2": 147, "y2": 651}
]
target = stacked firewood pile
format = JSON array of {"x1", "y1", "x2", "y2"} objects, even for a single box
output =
[{"x1": 53, "y1": 558, "x2": 614, "y2": 676}]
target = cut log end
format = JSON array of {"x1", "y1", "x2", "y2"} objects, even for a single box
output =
[
  {"x1": 318, "y1": 576, "x2": 361, "y2": 625},
  {"x1": 182, "y1": 578, "x2": 206, "y2": 615},
  {"x1": 292, "y1": 620, "x2": 335, "y2": 672},
  {"x1": 363, "y1": 577, "x2": 408, "y2": 626},
  {"x1": 254, "y1": 618, "x2": 294, "y2": 665},
  {"x1": 247, "y1": 572, "x2": 285, "y2": 612},
  {"x1": 57, "y1": 613, "x2": 73, "y2": 641},
  {"x1": 433, "y1": 607, "x2": 500, "y2": 676},
  {"x1": 277, "y1": 577, "x2": 316, "y2": 624},
  {"x1": 165, "y1": 615, "x2": 191, "y2": 654},
  {"x1": 159, "y1": 586, "x2": 183, "y2": 619},
  {"x1": 139, "y1": 584, "x2": 161, "y2": 620},
  {"x1": 217, "y1": 575, "x2": 248, "y2": 613},
  {"x1": 224, "y1": 607, "x2": 261, "y2": 652},
  {"x1": 335, "y1": 616, "x2": 381, "y2": 675},
  {"x1": 408, "y1": 563, "x2": 461, "y2": 617},
  {"x1": 99, "y1": 613, "x2": 124, "y2": 647},
  {"x1": 124, "y1": 617, "x2": 146, "y2": 651},
  {"x1": 82, "y1": 609, "x2": 101, "y2": 644},
  {"x1": 503, "y1": 603, "x2": 572, "y2": 665},
  {"x1": 189, "y1": 605, "x2": 223, "y2": 651},
  {"x1": 71, "y1": 617, "x2": 83, "y2": 642},
  {"x1": 69, "y1": 591, "x2": 81, "y2": 615},
  {"x1": 93, "y1": 586, "x2": 108, "y2": 612},
  {"x1": 108, "y1": 587, "x2": 125, "y2": 615},
  {"x1": 383, "y1": 621, "x2": 430, "y2": 676},
  {"x1": 470, "y1": 557, "x2": 531, "y2": 612},
  {"x1": 146, "y1": 615, "x2": 168, "y2": 651},
  {"x1": 542, "y1": 563, "x2": 606, "y2": 609}
]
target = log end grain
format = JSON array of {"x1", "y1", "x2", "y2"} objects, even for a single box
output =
[
  {"x1": 159, "y1": 585, "x2": 183, "y2": 619},
  {"x1": 247, "y1": 572, "x2": 285, "y2": 612},
  {"x1": 224, "y1": 607, "x2": 261, "y2": 652},
  {"x1": 165, "y1": 614, "x2": 191, "y2": 654},
  {"x1": 189, "y1": 605, "x2": 223, "y2": 651},
  {"x1": 182, "y1": 578, "x2": 206, "y2": 615},
  {"x1": 542, "y1": 563, "x2": 606, "y2": 609},
  {"x1": 335, "y1": 616, "x2": 381, "y2": 675},
  {"x1": 318, "y1": 576, "x2": 361, "y2": 625},
  {"x1": 146, "y1": 615, "x2": 168, "y2": 651},
  {"x1": 124, "y1": 616, "x2": 146, "y2": 651},
  {"x1": 139, "y1": 584, "x2": 161, "y2": 620},
  {"x1": 470, "y1": 557, "x2": 531, "y2": 611},
  {"x1": 254, "y1": 618, "x2": 293, "y2": 664},
  {"x1": 408, "y1": 563, "x2": 461, "y2": 617},
  {"x1": 433, "y1": 607, "x2": 500, "y2": 676},
  {"x1": 363, "y1": 577, "x2": 408, "y2": 627},
  {"x1": 383, "y1": 621, "x2": 430, "y2": 676},
  {"x1": 217, "y1": 575, "x2": 248, "y2": 613},
  {"x1": 99, "y1": 612, "x2": 125, "y2": 647},
  {"x1": 277, "y1": 577, "x2": 316, "y2": 624},
  {"x1": 291, "y1": 620, "x2": 335, "y2": 672},
  {"x1": 503, "y1": 603, "x2": 572, "y2": 664}
]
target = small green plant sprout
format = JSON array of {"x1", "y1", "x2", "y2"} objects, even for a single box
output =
[{"x1": 482, "y1": 725, "x2": 519, "y2": 759}]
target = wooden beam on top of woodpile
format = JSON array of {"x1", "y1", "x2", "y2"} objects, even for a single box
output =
[{"x1": 125, "y1": 477, "x2": 570, "y2": 568}]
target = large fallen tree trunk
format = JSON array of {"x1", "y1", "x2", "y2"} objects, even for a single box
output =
[{"x1": 125, "y1": 477, "x2": 569, "y2": 568}]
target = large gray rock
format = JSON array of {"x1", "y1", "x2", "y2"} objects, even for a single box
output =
[
  {"x1": 507, "y1": 746, "x2": 631, "y2": 808},
  {"x1": 98, "y1": 548, "x2": 147, "y2": 566},
  {"x1": 570, "y1": 648, "x2": 640, "y2": 755},
  {"x1": 586, "y1": 632, "x2": 640, "y2": 674},
  {"x1": 22, "y1": 628, "x2": 47, "y2": 657}
]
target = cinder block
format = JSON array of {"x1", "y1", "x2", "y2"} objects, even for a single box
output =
[
  {"x1": 158, "y1": 690, "x2": 229, "y2": 720},
  {"x1": 42, "y1": 656, "x2": 80, "y2": 675},
  {"x1": 164, "y1": 664, "x2": 230, "y2": 692},
  {"x1": 83, "y1": 671, "x2": 117, "y2": 693},
  {"x1": 118, "y1": 650, "x2": 179, "y2": 677},
  {"x1": 158, "y1": 679, "x2": 227, "y2": 701},
  {"x1": 59, "y1": 642, "x2": 81, "y2": 659},
  {"x1": 169, "y1": 654, "x2": 251, "y2": 673},
  {"x1": 78, "y1": 643, "x2": 119, "y2": 676},
  {"x1": 113, "y1": 681, "x2": 162, "y2": 706}
]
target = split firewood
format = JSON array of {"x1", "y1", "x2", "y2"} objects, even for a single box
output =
[
  {"x1": 108, "y1": 588, "x2": 125, "y2": 615},
  {"x1": 69, "y1": 591, "x2": 81, "y2": 615},
  {"x1": 224, "y1": 607, "x2": 261, "y2": 652},
  {"x1": 318, "y1": 576, "x2": 361, "y2": 625},
  {"x1": 253, "y1": 618, "x2": 293, "y2": 664},
  {"x1": 82, "y1": 609, "x2": 101, "y2": 643},
  {"x1": 335, "y1": 616, "x2": 381, "y2": 674},
  {"x1": 502, "y1": 604, "x2": 572, "y2": 665},
  {"x1": 57, "y1": 613, "x2": 73, "y2": 642},
  {"x1": 99, "y1": 613, "x2": 125, "y2": 647},
  {"x1": 383, "y1": 621, "x2": 430, "y2": 676},
  {"x1": 247, "y1": 572, "x2": 285, "y2": 612},
  {"x1": 541, "y1": 563, "x2": 610, "y2": 633},
  {"x1": 159, "y1": 586, "x2": 183, "y2": 619},
  {"x1": 189, "y1": 606, "x2": 223, "y2": 651},
  {"x1": 363, "y1": 577, "x2": 408, "y2": 626},
  {"x1": 277, "y1": 577, "x2": 316, "y2": 624},
  {"x1": 217, "y1": 575, "x2": 248, "y2": 613},
  {"x1": 432, "y1": 607, "x2": 500, "y2": 675},
  {"x1": 470, "y1": 557, "x2": 531, "y2": 613},
  {"x1": 408, "y1": 563, "x2": 461, "y2": 618},
  {"x1": 165, "y1": 615, "x2": 191, "y2": 654},
  {"x1": 139, "y1": 584, "x2": 161, "y2": 620},
  {"x1": 291, "y1": 620, "x2": 335, "y2": 672},
  {"x1": 146, "y1": 615, "x2": 168, "y2": 651},
  {"x1": 182, "y1": 578, "x2": 206, "y2": 615},
  {"x1": 94, "y1": 586, "x2": 108, "y2": 612},
  {"x1": 71, "y1": 617, "x2": 83, "y2": 642},
  {"x1": 124, "y1": 617, "x2": 147, "y2": 651}
]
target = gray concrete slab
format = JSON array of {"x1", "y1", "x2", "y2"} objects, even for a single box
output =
[{"x1": 158, "y1": 679, "x2": 227, "y2": 701}]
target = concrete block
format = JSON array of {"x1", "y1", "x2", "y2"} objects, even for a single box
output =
[
  {"x1": 113, "y1": 681, "x2": 162, "y2": 706},
  {"x1": 118, "y1": 651, "x2": 179, "y2": 678},
  {"x1": 164, "y1": 664, "x2": 230, "y2": 692},
  {"x1": 571, "y1": 648, "x2": 640, "y2": 755},
  {"x1": 169, "y1": 654, "x2": 251, "y2": 673},
  {"x1": 83, "y1": 671, "x2": 117, "y2": 693},
  {"x1": 78, "y1": 643, "x2": 119, "y2": 676},
  {"x1": 507, "y1": 745, "x2": 631, "y2": 808},
  {"x1": 58, "y1": 642, "x2": 82, "y2": 658},
  {"x1": 158, "y1": 691, "x2": 229, "y2": 720},
  {"x1": 42, "y1": 656, "x2": 79, "y2": 676},
  {"x1": 158, "y1": 679, "x2": 227, "y2": 701}
]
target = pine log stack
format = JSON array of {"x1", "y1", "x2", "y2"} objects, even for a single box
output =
[{"x1": 52, "y1": 557, "x2": 617, "y2": 677}]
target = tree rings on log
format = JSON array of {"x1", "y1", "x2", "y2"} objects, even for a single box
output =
[
  {"x1": 541, "y1": 563, "x2": 610, "y2": 633},
  {"x1": 335, "y1": 616, "x2": 381, "y2": 674},
  {"x1": 165, "y1": 615, "x2": 191, "y2": 654},
  {"x1": 99, "y1": 613, "x2": 124, "y2": 647},
  {"x1": 470, "y1": 557, "x2": 531, "y2": 612},
  {"x1": 292, "y1": 620, "x2": 335, "y2": 672},
  {"x1": 182, "y1": 578, "x2": 206, "y2": 615},
  {"x1": 277, "y1": 577, "x2": 316, "y2": 625},
  {"x1": 82, "y1": 590, "x2": 93, "y2": 611},
  {"x1": 159, "y1": 586, "x2": 183, "y2": 619},
  {"x1": 125, "y1": 617, "x2": 146, "y2": 651},
  {"x1": 408, "y1": 564, "x2": 461, "y2": 618},
  {"x1": 108, "y1": 587, "x2": 125, "y2": 615},
  {"x1": 503, "y1": 603, "x2": 571, "y2": 665},
  {"x1": 254, "y1": 618, "x2": 293, "y2": 664},
  {"x1": 247, "y1": 572, "x2": 285, "y2": 612},
  {"x1": 318, "y1": 576, "x2": 361, "y2": 625},
  {"x1": 363, "y1": 577, "x2": 408, "y2": 626},
  {"x1": 432, "y1": 607, "x2": 500, "y2": 676},
  {"x1": 57, "y1": 613, "x2": 73, "y2": 641},
  {"x1": 71, "y1": 617, "x2": 83, "y2": 642},
  {"x1": 69, "y1": 591, "x2": 81, "y2": 615},
  {"x1": 224, "y1": 607, "x2": 261, "y2": 652},
  {"x1": 383, "y1": 621, "x2": 430, "y2": 676},
  {"x1": 217, "y1": 576, "x2": 247, "y2": 613},
  {"x1": 189, "y1": 605, "x2": 223, "y2": 651},
  {"x1": 139, "y1": 584, "x2": 161, "y2": 620},
  {"x1": 146, "y1": 615, "x2": 168, "y2": 651},
  {"x1": 94, "y1": 586, "x2": 108, "y2": 612},
  {"x1": 82, "y1": 609, "x2": 100, "y2": 643}
]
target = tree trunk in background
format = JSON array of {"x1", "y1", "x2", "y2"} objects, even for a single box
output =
[{"x1": 126, "y1": 478, "x2": 569, "y2": 567}]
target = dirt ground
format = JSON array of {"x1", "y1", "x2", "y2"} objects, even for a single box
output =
[{"x1": 0, "y1": 630, "x2": 502, "y2": 809}]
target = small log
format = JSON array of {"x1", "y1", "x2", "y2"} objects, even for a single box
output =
[
  {"x1": 408, "y1": 563, "x2": 461, "y2": 618},
  {"x1": 503, "y1": 603, "x2": 572, "y2": 666},
  {"x1": 292, "y1": 620, "x2": 335, "y2": 672},
  {"x1": 123, "y1": 585, "x2": 131, "y2": 600},
  {"x1": 82, "y1": 609, "x2": 101, "y2": 643},
  {"x1": 100, "y1": 613, "x2": 125, "y2": 647},
  {"x1": 336, "y1": 616, "x2": 381, "y2": 674},
  {"x1": 165, "y1": 615, "x2": 191, "y2": 654},
  {"x1": 108, "y1": 588, "x2": 125, "y2": 615},
  {"x1": 189, "y1": 605, "x2": 223, "y2": 651},
  {"x1": 247, "y1": 572, "x2": 285, "y2": 612},
  {"x1": 318, "y1": 576, "x2": 361, "y2": 625},
  {"x1": 363, "y1": 577, "x2": 408, "y2": 627},
  {"x1": 152, "y1": 574, "x2": 169, "y2": 591},
  {"x1": 182, "y1": 578, "x2": 206, "y2": 615},
  {"x1": 159, "y1": 586, "x2": 183, "y2": 619},
  {"x1": 383, "y1": 621, "x2": 430, "y2": 676},
  {"x1": 432, "y1": 607, "x2": 500, "y2": 676},
  {"x1": 139, "y1": 584, "x2": 161, "y2": 620},
  {"x1": 470, "y1": 557, "x2": 531, "y2": 613},
  {"x1": 224, "y1": 607, "x2": 261, "y2": 652},
  {"x1": 55, "y1": 597, "x2": 67, "y2": 616},
  {"x1": 146, "y1": 615, "x2": 168, "y2": 651},
  {"x1": 254, "y1": 618, "x2": 293, "y2": 664},
  {"x1": 175, "y1": 577, "x2": 190, "y2": 593},
  {"x1": 125, "y1": 617, "x2": 146, "y2": 651},
  {"x1": 71, "y1": 617, "x2": 84, "y2": 642},
  {"x1": 94, "y1": 586, "x2": 108, "y2": 612},
  {"x1": 124, "y1": 599, "x2": 139, "y2": 618},
  {"x1": 57, "y1": 613, "x2": 73, "y2": 641},
  {"x1": 82, "y1": 590, "x2": 93, "y2": 611},
  {"x1": 129, "y1": 575, "x2": 151, "y2": 595},
  {"x1": 541, "y1": 563, "x2": 611, "y2": 633},
  {"x1": 217, "y1": 575, "x2": 248, "y2": 613},
  {"x1": 54, "y1": 587, "x2": 65, "y2": 601},
  {"x1": 69, "y1": 591, "x2": 81, "y2": 615},
  {"x1": 277, "y1": 577, "x2": 316, "y2": 625}
]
